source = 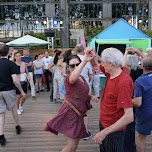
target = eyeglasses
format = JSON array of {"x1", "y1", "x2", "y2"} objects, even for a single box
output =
[{"x1": 69, "y1": 63, "x2": 80, "y2": 68}]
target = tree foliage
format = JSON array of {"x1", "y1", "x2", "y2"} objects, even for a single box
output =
[
  {"x1": 84, "y1": 26, "x2": 104, "y2": 42},
  {"x1": 24, "y1": 31, "x2": 48, "y2": 49},
  {"x1": 24, "y1": 31, "x2": 47, "y2": 41},
  {"x1": 142, "y1": 30, "x2": 152, "y2": 38}
]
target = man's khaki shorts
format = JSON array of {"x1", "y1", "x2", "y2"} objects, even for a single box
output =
[{"x1": 0, "y1": 90, "x2": 16, "y2": 113}]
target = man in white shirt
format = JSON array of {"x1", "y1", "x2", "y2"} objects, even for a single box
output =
[
  {"x1": 42, "y1": 51, "x2": 53, "y2": 92},
  {"x1": 75, "y1": 44, "x2": 93, "y2": 140}
]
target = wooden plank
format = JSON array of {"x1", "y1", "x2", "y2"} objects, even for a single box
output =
[
  {"x1": 0, "y1": 92, "x2": 100, "y2": 152},
  {"x1": 0, "y1": 92, "x2": 152, "y2": 152}
]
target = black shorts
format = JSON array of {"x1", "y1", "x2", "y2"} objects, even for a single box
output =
[{"x1": 15, "y1": 82, "x2": 27, "y2": 95}]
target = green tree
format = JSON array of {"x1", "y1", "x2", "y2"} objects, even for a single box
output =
[
  {"x1": 24, "y1": 31, "x2": 47, "y2": 41},
  {"x1": 142, "y1": 30, "x2": 152, "y2": 38},
  {"x1": 85, "y1": 26, "x2": 104, "y2": 42}
]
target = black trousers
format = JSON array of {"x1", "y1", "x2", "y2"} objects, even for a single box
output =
[
  {"x1": 124, "y1": 108, "x2": 137, "y2": 152},
  {"x1": 99, "y1": 122, "x2": 125, "y2": 152},
  {"x1": 44, "y1": 69, "x2": 52, "y2": 91}
]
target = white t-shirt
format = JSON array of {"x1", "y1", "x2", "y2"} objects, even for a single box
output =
[
  {"x1": 49, "y1": 56, "x2": 55, "y2": 65},
  {"x1": 78, "y1": 55, "x2": 93, "y2": 84},
  {"x1": 42, "y1": 56, "x2": 53, "y2": 70}
]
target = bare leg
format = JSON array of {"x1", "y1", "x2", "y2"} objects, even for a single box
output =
[
  {"x1": 39, "y1": 78, "x2": 42, "y2": 90},
  {"x1": 16, "y1": 95, "x2": 22, "y2": 109},
  {"x1": 0, "y1": 112, "x2": 5, "y2": 135},
  {"x1": 35, "y1": 79, "x2": 39, "y2": 91},
  {"x1": 84, "y1": 115, "x2": 89, "y2": 132},
  {"x1": 136, "y1": 133, "x2": 147, "y2": 152},
  {"x1": 11, "y1": 106, "x2": 19, "y2": 126},
  {"x1": 61, "y1": 137, "x2": 80, "y2": 152},
  {"x1": 20, "y1": 94, "x2": 27, "y2": 106}
]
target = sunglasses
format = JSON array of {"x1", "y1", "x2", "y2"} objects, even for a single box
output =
[{"x1": 69, "y1": 63, "x2": 80, "y2": 68}]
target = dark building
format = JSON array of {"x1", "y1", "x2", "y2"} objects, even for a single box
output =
[{"x1": 0, "y1": 0, "x2": 151, "y2": 41}]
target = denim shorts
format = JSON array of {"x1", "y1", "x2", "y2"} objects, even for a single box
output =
[
  {"x1": 136, "y1": 120, "x2": 152, "y2": 135},
  {"x1": 35, "y1": 74, "x2": 42, "y2": 79}
]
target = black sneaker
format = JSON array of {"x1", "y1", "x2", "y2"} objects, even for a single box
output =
[
  {"x1": 0, "y1": 135, "x2": 6, "y2": 146},
  {"x1": 47, "y1": 89, "x2": 50, "y2": 92},
  {"x1": 50, "y1": 97, "x2": 53, "y2": 102},
  {"x1": 40, "y1": 89, "x2": 45, "y2": 92},
  {"x1": 16, "y1": 125, "x2": 21, "y2": 134},
  {"x1": 83, "y1": 131, "x2": 92, "y2": 140}
]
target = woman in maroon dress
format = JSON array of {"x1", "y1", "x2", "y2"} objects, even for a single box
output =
[{"x1": 45, "y1": 47, "x2": 98, "y2": 152}]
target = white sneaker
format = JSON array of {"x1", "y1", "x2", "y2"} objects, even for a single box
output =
[
  {"x1": 17, "y1": 109, "x2": 22, "y2": 115},
  {"x1": 19, "y1": 105, "x2": 24, "y2": 113}
]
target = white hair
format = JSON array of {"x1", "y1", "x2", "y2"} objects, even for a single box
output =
[
  {"x1": 101, "y1": 48, "x2": 124, "y2": 67},
  {"x1": 146, "y1": 48, "x2": 152, "y2": 55},
  {"x1": 127, "y1": 54, "x2": 139, "y2": 70},
  {"x1": 146, "y1": 48, "x2": 152, "y2": 52}
]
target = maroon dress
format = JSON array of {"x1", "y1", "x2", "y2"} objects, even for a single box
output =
[{"x1": 44, "y1": 74, "x2": 91, "y2": 138}]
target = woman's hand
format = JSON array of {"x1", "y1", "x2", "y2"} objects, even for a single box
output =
[
  {"x1": 84, "y1": 47, "x2": 94, "y2": 62},
  {"x1": 91, "y1": 95, "x2": 99, "y2": 102}
]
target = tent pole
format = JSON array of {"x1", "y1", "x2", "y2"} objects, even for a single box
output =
[{"x1": 97, "y1": 43, "x2": 100, "y2": 55}]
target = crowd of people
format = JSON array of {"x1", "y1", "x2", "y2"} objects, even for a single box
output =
[{"x1": 0, "y1": 42, "x2": 152, "y2": 152}]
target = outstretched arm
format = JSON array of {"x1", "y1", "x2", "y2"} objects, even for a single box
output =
[{"x1": 69, "y1": 47, "x2": 94, "y2": 84}]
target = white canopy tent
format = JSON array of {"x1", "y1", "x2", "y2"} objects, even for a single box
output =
[{"x1": 6, "y1": 35, "x2": 49, "y2": 47}]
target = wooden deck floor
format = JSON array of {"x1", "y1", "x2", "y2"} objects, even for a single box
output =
[{"x1": 0, "y1": 92, "x2": 152, "y2": 152}]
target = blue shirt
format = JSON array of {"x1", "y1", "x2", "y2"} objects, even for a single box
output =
[
  {"x1": 134, "y1": 72, "x2": 152, "y2": 123},
  {"x1": 21, "y1": 56, "x2": 33, "y2": 72}
]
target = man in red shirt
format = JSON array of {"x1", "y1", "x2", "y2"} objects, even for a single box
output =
[{"x1": 94, "y1": 48, "x2": 134, "y2": 152}]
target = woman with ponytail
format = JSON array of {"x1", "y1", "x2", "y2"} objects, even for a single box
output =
[{"x1": 48, "y1": 50, "x2": 64, "y2": 103}]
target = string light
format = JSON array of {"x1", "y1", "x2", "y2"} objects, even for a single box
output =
[
  {"x1": 43, "y1": 20, "x2": 47, "y2": 25},
  {"x1": 35, "y1": 20, "x2": 39, "y2": 24},
  {"x1": 128, "y1": 19, "x2": 132, "y2": 24}
]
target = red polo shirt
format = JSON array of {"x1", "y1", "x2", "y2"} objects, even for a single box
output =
[{"x1": 100, "y1": 65, "x2": 133, "y2": 130}]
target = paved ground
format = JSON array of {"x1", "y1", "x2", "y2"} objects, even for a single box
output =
[{"x1": 0, "y1": 91, "x2": 152, "y2": 152}]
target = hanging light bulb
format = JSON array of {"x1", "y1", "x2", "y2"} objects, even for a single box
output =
[
  {"x1": 138, "y1": 19, "x2": 142, "y2": 24},
  {"x1": 35, "y1": 20, "x2": 39, "y2": 24},
  {"x1": 128, "y1": 19, "x2": 132, "y2": 24},
  {"x1": 53, "y1": 20, "x2": 58, "y2": 25},
  {"x1": 59, "y1": 20, "x2": 63, "y2": 25},
  {"x1": 43, "y1": 20, "x2": 47, "y2": 25}
]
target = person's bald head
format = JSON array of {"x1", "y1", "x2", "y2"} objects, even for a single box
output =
[
  {"x1": 143, "y1": 54, "x2": 152, "y2": 72},
  {"x1": 75, "y1": 44, "x2": 85, "y2": 55}
]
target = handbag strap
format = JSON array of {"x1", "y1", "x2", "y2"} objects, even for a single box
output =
[{"x1": 65, "y1": 100, "x2": 82, "y2": 116}]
